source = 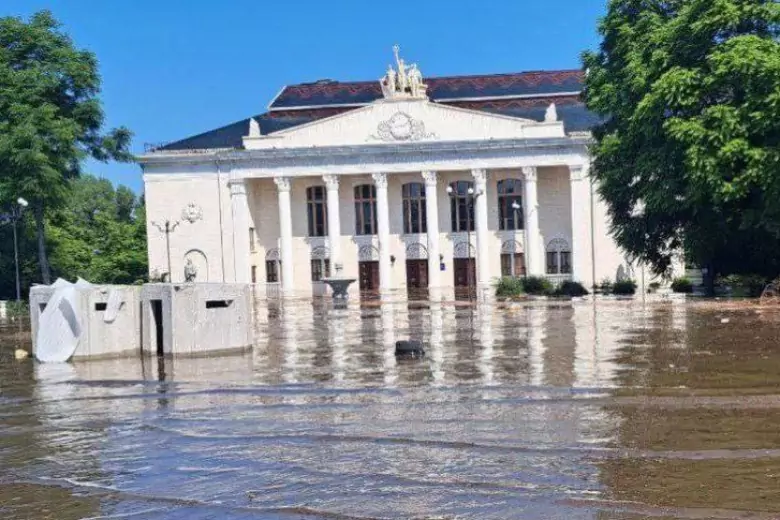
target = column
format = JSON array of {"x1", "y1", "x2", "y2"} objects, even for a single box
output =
[
  {"x1": 372, "y1": 172, "x2": 391, "y2": 294},
  {"x1": 422, "y1": 171, "x2": 441, "y2": 299},
  {"x1": 523, "y1": 167, "x2": 542, "y2": 276},
  {"x1": 472, "y1": 169, "x2": 490, "y2": 289},
  {"x1": 274, "y1": 176, "x2": 294, "y2": 296},
  {"x1": 322, "y1": 175, "x2": 342, "y2": 271},
  {"x1": 569, "y1": 164, "x2": 593, "y2": 286},
  {"x1": 229, "y1": 179, "x2": 251, "y2": 283}
]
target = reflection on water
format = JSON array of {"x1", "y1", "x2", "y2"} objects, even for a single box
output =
[{"x1": 2, "y1": 301, "x2": 780, "y2": 519}]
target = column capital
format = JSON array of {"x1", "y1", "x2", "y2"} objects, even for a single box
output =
[
  {"x1": 371, "y1": 172, "x2": 388, "y2": 189},
  {"x1": 471, "y1": 168, "x2": 488, "y2": 185},
  {"x1": 569, "y1": 163, "x2": 590, "y2": 182},
  {"x1": 522, "y1": 166, "x2": 537, "y2": 182},
  {"x1": 273, "y1": 176, "x2": 291, "y2": 192},
  {"x1": 322, "y1": 174, "x2": 340, "y2": 190},
  {"x1": 421, "y1": 170, "x2": 438, "y2": 186}
]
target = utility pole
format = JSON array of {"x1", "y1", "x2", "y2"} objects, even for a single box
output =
[{"x1": 3, "y1": 198, "x2": 29, "y2": 302}]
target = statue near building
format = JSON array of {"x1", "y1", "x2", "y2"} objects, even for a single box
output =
[
  {"x1": 184, "y1": 258, "x2": 197, "y2": 283},
  {"x1": 379, "y1": 45, "x2": 427, "y2": 100}
]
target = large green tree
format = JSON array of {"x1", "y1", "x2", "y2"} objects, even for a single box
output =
[
  {"x1": 0, "y1": 175, "x2": 148, "y2": 298},
  {"x1": 0, "y1": 10, "x2": 132, "y2": 284},
  {"x1": 583, "y1": 0, "x2": 780, "y2": 287}
]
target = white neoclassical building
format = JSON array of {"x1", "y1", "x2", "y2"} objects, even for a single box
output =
[{"x1": 140, "y1": 48, "x2": 656, "y2": 300}]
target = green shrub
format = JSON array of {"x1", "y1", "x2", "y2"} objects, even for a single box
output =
[
  {"x1": 496, "y1": 277, "x2": 524, "y2": 298},
  {"x1": 6, "y1": 300, "x2": 29, "y2": 318},
  {"x1": 671, "y1": 277, "x2": 693, "y2": 294},
  {"x1": 612, "y1": 279, "x2": 637, "y2": 295},
  {"x1": 555, "y1": 280, "x2": 589, "y2": 297},
  {"x1": 599, "y1": 278, "x2": 614, "y2": 294},
  {"x1": 648, "y1": 281, "x2": 662, "y2": 293},
  {"x1": 719, "y1": 274, "x2": 768, "y2": 298},
  {"x1": 522, "y1": 276, "x2": 554, "y2": 295}
]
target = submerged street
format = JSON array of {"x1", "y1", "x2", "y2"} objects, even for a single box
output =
[{"x1": 2, "y1": 300, "x2": 780, "y2": 519}]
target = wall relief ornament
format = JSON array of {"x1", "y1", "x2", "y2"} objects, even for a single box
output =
[
  {"x1": 181, "y1": 203, "x2": 203, "y2": 223},
  {"x1": 370, "y1": 112, "x2": 435, "y2": 142}
]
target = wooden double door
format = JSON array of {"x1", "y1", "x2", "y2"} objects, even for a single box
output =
[
  {"x1": 453, "y1": 258, "x2": 477, "y2": 301},
  {"x1": 406, "y1": 259, "x2": 429, "y2": 300},
  {"x1": 359, "y1": 261, "x2": 380, "y2": 299}
]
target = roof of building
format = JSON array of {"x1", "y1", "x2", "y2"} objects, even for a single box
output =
[{"x1": 155, "y1": 69, "x2": 597, "y2": 153}]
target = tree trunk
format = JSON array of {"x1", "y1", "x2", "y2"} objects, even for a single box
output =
[
  {"x1": 34, "y1": 203, "x2": 51, "y2": 285},
  {"x1": 703, "y1": 261, "x2": 716, "y2": 297}
]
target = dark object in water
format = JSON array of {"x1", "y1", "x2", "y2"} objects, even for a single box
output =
[{"x1": 395, "y1": 340, "x2": 425, "y2": 357}]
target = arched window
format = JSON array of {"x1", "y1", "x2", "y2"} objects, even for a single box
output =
[
  {"x1": 448, "y1": 181, "x2": 475, "y2": 232},
  {"x1": 402, "y1": 182, "x2": 427, "y2": 234},
  {"x1": 306, "y1": 186, "x2": 328, "y2": 237},
  {"x1": 546, "y1": 238, "x2": 572, "y2": 275},
  {"x1": 497, "y1": 179, "x2": 524, "y2": 231},
  {"x1": 354, "y1": 184, "x2": 377, "y2": 235}
]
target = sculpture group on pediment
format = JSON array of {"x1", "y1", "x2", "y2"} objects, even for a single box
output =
[{"x1": 380, "y1": 45, "x2": 428, "y2": 100}]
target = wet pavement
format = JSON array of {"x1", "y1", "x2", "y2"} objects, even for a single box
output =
[{"x1": 2, "y1": 300, "x2": 780, "y2": 519}]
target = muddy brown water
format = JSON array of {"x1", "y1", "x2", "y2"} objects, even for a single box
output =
[{"x1": 2, "y1": 300, "x2": 780, "y2": 519}]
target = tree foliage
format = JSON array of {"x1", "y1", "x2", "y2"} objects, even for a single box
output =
[
  {"x1": 583, "y1": 0, "x2": 780, "y2": 281},
  {"x1": 0, "y1": 175, "x2": 148, "y2": 298},
  {"x1": 0, "y1": 10, "x2": 132, "y2": 284}
]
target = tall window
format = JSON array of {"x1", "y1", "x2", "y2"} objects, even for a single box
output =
[
  {"x1": 402, "y1": 182, "x2": 427, "y2": 234},
  {"x1": 311, "y1": 247, "x2": 331, "y2": 282},
  {"x1": 265, "y1": 260, "x2": 279, "y2": 283},
  {"x1": 307, "y1": 186, "x2": 328, "y2": 237},
  {"x1": 354, "y1": 184, "x2": 377, "y2": 235},
  {"x1": 497, "y1": 179, "x2": 524, "y2": 230},
  {"x1": 310, "y1": 259, "x2": 331, "y2": 281},
  {"x1": 249, "y1": 227, "x2": 256, "y2": 252},
  {"x1": 501, "y1": 253, "x2": 526, "y2": 277},
  {"x1": 546, "y1": 238, "x2": 572, "y2": 275},
  {"x1": 449, "y1": 181, "x2": 475, "y2": 232}
]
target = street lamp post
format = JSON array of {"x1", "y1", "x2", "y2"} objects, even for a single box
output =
[
  {"x1": 10, "y1": 198, "x2": 29, "y2": 302},
  {"x1": 510, "y1": 200, "x2": 522, "y2": 278},
  {"x1": 151, "y1": 219, "x2": 180, "y2": 282},
  {"x1": 446, "y1": 184, "x2": 483, "y2": 302}
]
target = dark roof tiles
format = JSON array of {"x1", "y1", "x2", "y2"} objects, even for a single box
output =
[{"x1": 154, "y1": 69, "x2": 595, "y2": 152}]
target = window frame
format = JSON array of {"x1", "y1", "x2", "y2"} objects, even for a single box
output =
[
  {"x1": 402, "y1": 182, "x2": 427, "y2": 234},
  {"x1": 306, "y1": 186, "x2": 328, "y2": 237},
  {"x1": 497, "y1": 179, "x2": 524, "y2": 231},
  {"x1": 310, "y1": 258, "x2": 331, "y2": 282},
  {"x1": 353, "y1": 184, "x2": 378, "y2": 236},
  {"x1": 448, "y1": 181, "x2": 475, "y2": 233},
  {"x1": 545, "y1": 239, "x2": 572, "y2": 275}
]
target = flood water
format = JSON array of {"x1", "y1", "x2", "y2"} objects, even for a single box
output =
[{"x1": 2, "y1": 300, "x2": 780, "y2": 519}]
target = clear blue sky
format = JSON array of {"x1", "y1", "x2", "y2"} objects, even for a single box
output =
[{"x1": 5, "y1": 0, "x2": 606, "y2": 193}]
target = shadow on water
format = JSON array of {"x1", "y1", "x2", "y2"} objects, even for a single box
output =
[{"x1": 3, "y1": 301, "x2": 780, "y2": 518}]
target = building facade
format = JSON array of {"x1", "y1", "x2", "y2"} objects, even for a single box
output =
[{"x1": 140, "y1": 49, "x2": 671, "y2": 299}]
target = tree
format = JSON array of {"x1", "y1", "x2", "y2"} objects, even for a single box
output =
[
  {"x1": 46, "y1": 176, "x2": 147, "y2": 285},
  {"x1": 0, "y1": 10, "x2": 132, "y2": 284},
  {"x1": 582, "y1": 0, "x2": 780, "y2": 290}
]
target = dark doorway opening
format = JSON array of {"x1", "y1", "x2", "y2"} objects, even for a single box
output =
[
  {"x1": 359, "y1": 261, "x2": 380, "y2": 300},
  {"x1": 453, "y1": 258, "x2": 476, "y2": 301},
  {"x1": 150, "y1": 299, "x2": 164, "y2": 356},
  {"x1": 406, "y1": 259, "x2": 429, "y2": 300}
]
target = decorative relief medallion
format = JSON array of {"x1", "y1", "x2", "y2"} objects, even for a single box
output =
[
  {"x1": 181, "y1": 203, "x2": 203, "y2": 223},
  {"x1": 358, "y1": 245, "x2": 380, "y2": 262},
  {"x1": 406, "y1": 243, "x2": 429, "y2": 260},
  {"x1": 370, "y1": 112, "x2": 435, "y2": 142},
  {"x1": 501, "y1": 240, "x2": 523, "y2": 254}
]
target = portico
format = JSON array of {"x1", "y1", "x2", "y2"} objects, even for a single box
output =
[{"x1": 141, "y1": 47, "x2": 632, "y2": 299}]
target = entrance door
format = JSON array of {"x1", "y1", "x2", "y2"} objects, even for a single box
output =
[
  {"x1": 453, "y1": 258, "x2": 476, "y2": 301},
  {"x1": 406, "y1": 259, "x2": 429, "y2": 300},
  {"x1": 359, "y1": 261, "x2": 380, "y2": 299}
]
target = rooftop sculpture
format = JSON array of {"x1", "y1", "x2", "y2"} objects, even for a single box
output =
[{"x1": 380, "y1": 45, "x2": 428, "y2": 100}]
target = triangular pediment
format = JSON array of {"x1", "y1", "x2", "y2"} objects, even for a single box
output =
[{"x1": 243, "y1": 99, "x2": 565, "y2": 150}]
